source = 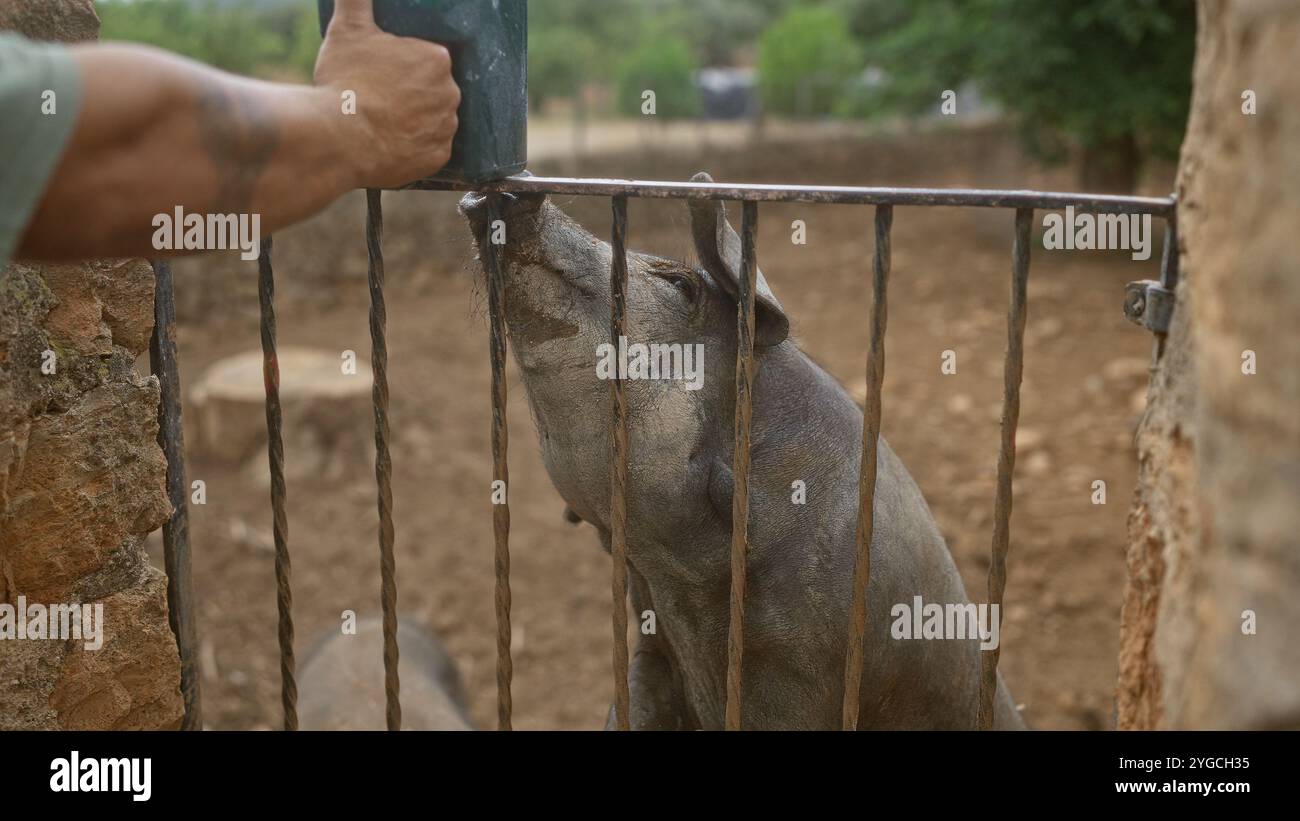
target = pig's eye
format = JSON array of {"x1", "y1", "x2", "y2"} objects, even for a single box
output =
[{"x1": 659, "y1": 272, "x2": 697, "y2": 303}]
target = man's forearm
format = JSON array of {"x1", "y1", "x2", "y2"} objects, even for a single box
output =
[{"x1": 18, "y1": 43, "x2": 362, "y2": 260}]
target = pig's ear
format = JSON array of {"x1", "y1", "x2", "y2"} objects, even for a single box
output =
[{"x1": 689, "y1": 172, "x2": 790, "y2": 348}]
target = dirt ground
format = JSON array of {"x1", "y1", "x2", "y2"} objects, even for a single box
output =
[{"x1": 150, "y1": 124, "x2": 1171, "y2": 730}]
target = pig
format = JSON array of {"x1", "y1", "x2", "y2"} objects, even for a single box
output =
[
  {"x1": 298, "y1": 617, "x2": 473, "y2": 730},
  {"x1": 460, "y1": 173, "x2": 1025, "y2": 730}
]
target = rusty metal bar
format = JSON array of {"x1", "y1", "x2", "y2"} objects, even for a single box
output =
[
  {"x1": 256, "y1": 236, "x2": 297, "y2": 731},
  {"x1": 1159, "y1": 209, "x2": 1179, "y2": 293},
  {"x1": 1155, "y1": 205, "x2": 1179, "y2": 360},
  {"x1": 724, "y1": 200, "x2": 759, "y2": 731},
  {"x1": 149, "y1": 259, "x2": 202, "y2": 731},
  {"x1": 977, "y1": 207, "x2": 1033, "y2": 730},
  {"x1": 365, "y1": 190, "x2": 402, "y2": 731},
  {"x1": 840, "y1": 204, "x2": 892, "y2": 730},
  {"x1": 608, "y1": 194, "x2": 632, "y2": 731},
  {"x1": 417, "y1": 175, "x2": 1174, "y2": 216},
  {"x1": 484, "y1": 193, "x2": 514, "y2": 731}
]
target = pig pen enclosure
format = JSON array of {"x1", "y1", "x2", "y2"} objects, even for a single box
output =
[{"x1": 151, "y1": 132, "x2": 1177, "y2": 730}]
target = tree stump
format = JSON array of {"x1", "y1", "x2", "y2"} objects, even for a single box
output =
[{"x1": 188, "y1": 347, "x2": 374, "y2": 484}]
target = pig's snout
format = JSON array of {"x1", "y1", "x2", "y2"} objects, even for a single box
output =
[{"x1": 459, "y1": 190, "x2": 546, "y2": 240}]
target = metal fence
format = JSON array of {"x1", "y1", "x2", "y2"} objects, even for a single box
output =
[{"x1": 151, "y1": 174, "x2": 1178, "y2": 731}]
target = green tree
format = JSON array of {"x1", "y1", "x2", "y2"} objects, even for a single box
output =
[
  {"x1": 529, "y1": 27, "x2": 598, "y2": 110},
  {"x1": 530, "y1": 0, "x2": 650, "y2": 65},
  {"x1": 614, "y1": 37, "x2": 700, "y2": 119},
  {"x1": 284, "y1": 2, "x2": 326, "y2": 79},
  {"x1": 842, "y1": 0, "x2": 1195, "y2": 191},
  {"x1": 757, "y1": 6, "x2": 863, "y2": 118},
  {"x1": 655, "y1": 0, "x2": 796, "y2": 66},
  {"x1": 529, "y1": 0, "x2": 801, "y2": 78},
  {"x1": 99, "y1": 0, "x2": 200, "y2": 54},
  {"x1": 98, "y1": 0, "x2": 290, "y2": 78}
]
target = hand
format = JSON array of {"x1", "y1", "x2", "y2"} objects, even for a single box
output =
[{"x1": 313, "y1": 0, "x2": 461, "y2": 188}]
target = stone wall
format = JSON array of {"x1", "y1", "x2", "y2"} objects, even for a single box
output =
[
  {"x1": 1117, "y1": 0, "x2": 1300, "y2": 730},
  {"x1": 0, "y1": 0, "x2": 183, "y2": 729}
]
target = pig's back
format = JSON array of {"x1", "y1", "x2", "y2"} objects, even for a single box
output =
[
  {"x1": 298, "y1": 618, "x2": 473, "y2": 731},
  {"x1": 756, "y1": 346, "x2": 988, "y2": 728}
]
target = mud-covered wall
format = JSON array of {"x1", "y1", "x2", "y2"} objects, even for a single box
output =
[
  {"x1": 1118, "y1": 0, "x2": 1300, "y2": 730},
  {"x1": 0, "y1": 0, "x2": 183, "y2": 729}
]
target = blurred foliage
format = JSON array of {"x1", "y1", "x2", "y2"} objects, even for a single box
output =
[
  {"x1": 614, "y1": 37, "x2": 700, "y2": 119},
  {"x1": 528, "y1": 27, "x2": 598, "y2": 110},
  {"x1": 839, "y1": 0, "x2": 1195, "y2": 181},
  {"x1": 98, "y1": 0, "x2": 320, "y2": 79},
  {"x1": 529, "y1": 0, "x2": 651, "y2": 56},
  {"x1": 94, "y1": 0, "x2": 1196, "y2": 181},
  {"x1": 527, "y1": 0, "x2": 770, "y2": 106},
  {"x1": 649, "y1": 0, "x2": 791, "y2": 66},
  {"x1": 757, "y1": 6, "x2": 862, "y2": 118}
]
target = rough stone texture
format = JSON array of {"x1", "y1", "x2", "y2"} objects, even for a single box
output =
[
  {"x1": 0, "y1": 0, "x2": 183, "y2": 730},
  {"x1": 49, "y1": 578, "x2": 182, "y2": 730},
  {"x1": 3, "y1": 378, "x2": 170, "y2": 602},
  {"x1": 0, "y1": 0, "x2": 99, "y2": 43},
  {"x1": 1117, "y1": 0, "x2": 1300, "y2": 730},
  {"x1": 1116, "y1": 293, "x2": 1195, "y2": 729}
]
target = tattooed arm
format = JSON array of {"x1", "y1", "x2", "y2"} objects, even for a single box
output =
[{"x1": 17, "y1": 0, "x2": 458, "y2": 261}]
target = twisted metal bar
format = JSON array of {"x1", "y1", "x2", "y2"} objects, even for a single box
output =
[
  {"x1": 257, "y1": 237, "x2": 297, "y2": 731},
  {"x1": 484, "y1": 193, "x2": 513, "y2": 731},
  {"x1": 841, "y1": 204, "x2": 892, "y2": 730},
  {"x1": 365, "y1": 189, "x2": 402, "y2": 731},
  {"x1": 608, "y1": 195, "x2": 632, "y2": 731},
  {"x1": 150, "y1": 260, "x2": 202, "y2": 730},
  {"x1": 724, "y1": 201, "x2": 759, "y2": 731},
  {"x1": 978, "y1": 207, "x2": 1032, "y2": 729}
]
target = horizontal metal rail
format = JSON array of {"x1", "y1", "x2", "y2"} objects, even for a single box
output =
[{"x1": 418, "y1": 174, "x2": 1174, "y2": 215}]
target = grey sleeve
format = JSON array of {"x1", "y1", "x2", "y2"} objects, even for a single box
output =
[{"x1": 0, "y1": 31, "x2": 83, "y2": 264}]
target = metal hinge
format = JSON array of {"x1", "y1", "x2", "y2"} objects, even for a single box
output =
[
  {"x1": 1125, "y1": 201, "x2": 1179, "y2": 335},
  {"x1": 1123, "y1": 279, "x2": 1174, "y2": 334}
]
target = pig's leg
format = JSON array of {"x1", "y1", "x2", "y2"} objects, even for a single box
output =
[
  {"x1": 603, "y1": 564, "x2": 690, "y2": 730},
  {"x1": 992, "y1": 672, "x2": 1027, "y2": 729},
  {"x1": 602, "y1": 648, "x2": 687, "y2": 731}
]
